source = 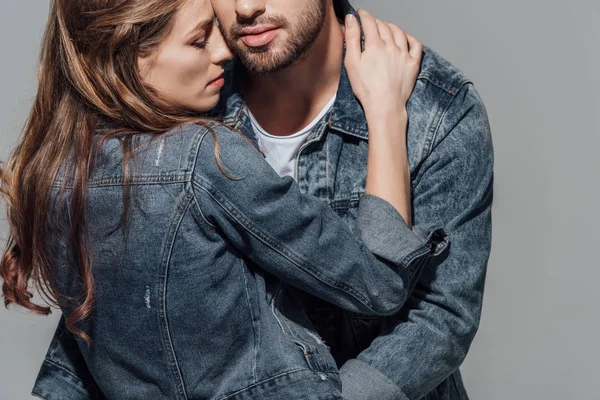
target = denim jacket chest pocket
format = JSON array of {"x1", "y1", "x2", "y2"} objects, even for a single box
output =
[
  {"x1": 296, "y1": 130, "x2": 368, "y2": 228},
  {"x1": 306, "y1": 89, "x2": 449, "y2": 342}
]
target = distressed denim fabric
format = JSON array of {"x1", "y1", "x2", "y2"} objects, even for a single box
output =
[
  {"x1": 32, "y1": 0, "x2": 492, "y2": 398},
  {"x1": 31, "y1": 122, "x2": 446, "y2": 400},
  {"x1": 215, "y1": 2, "x2": 492, "y2": 399},
  {"x1": 323, "y1": 3, "x2": 492, "y2": 399}
]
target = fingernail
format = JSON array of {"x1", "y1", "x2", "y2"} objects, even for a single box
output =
[{"x1": 346, "y1": 14, "x2": 356, "y2": 27}]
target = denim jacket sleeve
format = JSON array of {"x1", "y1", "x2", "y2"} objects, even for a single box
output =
[
  {"x1": 340, "y1": 84, "x2": 493, "y2": 400},
  {"x1": 191, "y1": 124, "x2": 448, "y2": 317},
  {"x1": 31, "y1": 122, "x2": 448, "y2": 399}
]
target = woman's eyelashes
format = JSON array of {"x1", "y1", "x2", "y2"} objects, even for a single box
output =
[
  {"x1": 191, "y1": 21, "x2": 214, "y2": 51},
  {"x1": 192, "y1": 39, "x2": 208, "y2": 50}
]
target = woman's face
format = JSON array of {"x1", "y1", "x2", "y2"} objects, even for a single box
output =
[{"x1": 138, "y1": 0, "x2": 233, "y2": 111}]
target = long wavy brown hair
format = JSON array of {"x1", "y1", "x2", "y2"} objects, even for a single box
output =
[{"x1": 0, "y1": 0, "x2": 224, "y2": 344}]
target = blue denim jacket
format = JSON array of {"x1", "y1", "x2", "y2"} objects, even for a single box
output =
[
  {"x1": 213, "y1": 5, "x2": 493, "y2": 398},
  {"x1": 32, "y1": 1, "x2": 493, "y2": 399},
  {"x1": 32, "y1": 122, "x2": 447, "y2": 400}
]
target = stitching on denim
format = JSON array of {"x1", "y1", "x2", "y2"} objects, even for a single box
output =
[
  {"x1": 270, "y1": 283, "x2": 287, "y2": 334},
  {"x1": 418, "y1": 72, "x2": 466, "y2": 96},
  {"x1": 192, "y1": 179, "x2": 382, "y2": 314},
  {"x1": 329, "y1": 194, "x2": 361, "y2": 211},
  {"x1": 188, "y1": 129, "x2": 216, "y2": 232},
  {"x1": 158, "y1": 192, "x2": 194, "y2": 400},
  {"x1": 53, "y1": 174, "x2": 191, "y2": 189},
  {"x1": 327, "y1": 124, "x2": 368, "y2": 140},
  {"x1": 187, "y1": 124, "x2": 209, "y2": 168},
  {"x1": 324, "y1": 134, "x2": 330, "y2": 197},
  {"x1": 217, "y1": 368, "x2": 309, "y2": 400},
  {"x1": 413, "y1": 82, "x2": 473, "y2": 191},
  {"x1": 40, "y1": 359, "x2": 89, "y2": 387},
  {"x1": 420, "y1": 90, "x2": 454, "y2": 163},
  {"x1": 46, "y1": 330, "x2": 64, "y2": 359},
  {"x1": 191, "y1": 193, "x2": 216, "y2": 229},
  {"x1": 240, "y1": 258, "x2": 258, "y2": 383},
  {"x1": 228, "y1": 100, "x2": 247, "y2": 128}
]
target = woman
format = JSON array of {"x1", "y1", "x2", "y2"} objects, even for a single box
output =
[{"x1": 1, "y1": 0, "x2": 444, "y2": 399}]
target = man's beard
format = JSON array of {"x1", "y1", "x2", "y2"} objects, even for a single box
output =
[{"x1": 223, "y1": 0, "x2": 326, "y2": 75}]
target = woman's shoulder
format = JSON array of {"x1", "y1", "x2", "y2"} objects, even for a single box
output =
[
  {"x1": 57, "y1": 123, "x2": 242, "y2": 187},
  {"x1": 191, "y1": 121, "x2": 264, "y2": 176},
  {"x1": 175, "y1": 121, "x2": 253, "y2": 155},
  {"x1": 52, "y1": 122, "x2": 255, "y2": 187}
]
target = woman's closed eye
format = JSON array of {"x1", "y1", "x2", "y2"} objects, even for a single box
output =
[
  {"x1": 193, "y1": 39, "x2": 208, "y2": 49},
  {"x1": 189, "y1": 19, "x2": 214, "y2": 51}
]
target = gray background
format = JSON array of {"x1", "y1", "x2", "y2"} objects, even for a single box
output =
[{"x1": 1, "y1": 1, "x2": 598, "y2": 399}]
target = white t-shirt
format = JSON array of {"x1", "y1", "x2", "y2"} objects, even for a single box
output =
[{"x1": 247, "y1": 94, "x2": 337, "y2": 178}]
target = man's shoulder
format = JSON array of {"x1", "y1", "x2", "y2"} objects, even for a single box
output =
[
  {"x1": 417, "y1": 46, "x2": 472, "y2": 97},
  {"x1": 407, "y1": 46, "x2": 491, "y2": 165},
  {"x1": 411, "y1": 46, "x2": 489, "y2": 128}
]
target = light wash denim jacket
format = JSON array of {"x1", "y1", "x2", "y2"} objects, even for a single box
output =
[
  {"x1": 212, "y1": 4, "x2": 493, "y2": 397},
  {"x1": 31, "y1": 122, "x2": 447, "y2": 400},
  {"x1": 32, "y1": 1, "x2": 493, "y2": 399}
]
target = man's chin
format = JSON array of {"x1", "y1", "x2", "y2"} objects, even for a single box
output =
[{"x1": 237, "y1": 49, "x2": 299, "y2": 75}]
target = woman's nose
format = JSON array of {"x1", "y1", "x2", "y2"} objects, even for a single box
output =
[{"x1": 210, "y1": 27, "x2": 234, "y2": 64}]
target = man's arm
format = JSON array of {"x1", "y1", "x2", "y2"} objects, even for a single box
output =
[{"x1": 340, "y1": 83, "x2": 493, "y2": 400}]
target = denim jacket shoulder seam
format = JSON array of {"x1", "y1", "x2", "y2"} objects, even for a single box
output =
[
  {"x1": 413, "y1": 81, "x2": 474, "y2": 189},
  {"x1": 418, "y1": 71, "x2": 471, "y2": 96},
  {"x1": 188, "y1": 129, "x2": 216, "y2": 229},
  {"x1": 428, "y1": 81, "x2": 475, "y2": 147}
]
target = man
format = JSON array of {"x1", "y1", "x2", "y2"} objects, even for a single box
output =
[
  {"x1": 211, "y1": 1, "x2": 493, "y2": 398},
  {"x1": 33, "y1": 1, "x2": 493, "y2": 399}
]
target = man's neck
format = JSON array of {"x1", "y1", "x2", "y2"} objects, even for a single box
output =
[{"x1": 243, "y1": 3, "x2": 344, "y2": 136}]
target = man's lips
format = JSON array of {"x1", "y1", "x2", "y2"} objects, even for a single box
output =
[{"x1": 239, "y1": 26, "x2": 279, "y2": 47}]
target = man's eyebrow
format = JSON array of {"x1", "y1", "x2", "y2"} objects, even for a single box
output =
[{"x1": 186, "y1": 18, "x2": 213, "y2": 38}]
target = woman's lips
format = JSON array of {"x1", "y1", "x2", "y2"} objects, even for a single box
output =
[
  {"x1": 240, "y1": 28, "x2": 279, "y2": 47},
  {"x1": 208, "y1": 77, "x2": 225, "y2": 88},
  {"x1": 207, "y1": 72, "x2": 225, "y2": 88}
]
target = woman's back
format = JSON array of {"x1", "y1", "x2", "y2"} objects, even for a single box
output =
[{"x1": 50, "y1": 123, "x2": 349, "y2": 399}]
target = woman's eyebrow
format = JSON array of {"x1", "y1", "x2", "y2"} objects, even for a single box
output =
[{"x1": 186, "y1": 18, "x2": 213, "y2": 39}]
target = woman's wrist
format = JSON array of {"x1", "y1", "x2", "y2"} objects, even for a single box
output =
[{"x1": 364, "y1": 106, "x2": 408, "y2": 134}]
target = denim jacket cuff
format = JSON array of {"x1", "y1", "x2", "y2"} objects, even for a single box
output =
[
  {"x1": 340, "y1": 359, "x2": 408, "y2": 400},
  {"x1": 357, "y1": 194, "x2": 449, "y2": 267},
  {"x1": 32, "y1": 359, "x2": 100, "y2": 400}
]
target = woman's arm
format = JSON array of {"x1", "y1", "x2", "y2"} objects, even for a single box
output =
[
  {"x1": 191, "y1": 123, "x2": 447, "y2": 317},
  {"x1": 344, "y1": 10, "x2": 423, "y2": 228}
]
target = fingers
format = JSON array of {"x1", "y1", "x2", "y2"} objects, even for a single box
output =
[
  {"x1": 354, "y1": 10, "x2": 422, "y2": 61},
  {"x1": 375, "y1": 18, "x2": 393, "y2": 44},
  {"x1": 387, "y1": 23, "x2": 408, "y2": 53},
  {"x1": 344, "y1": 14, "x2": 361, "y2": 62},
  {"x1": 358, "y1": 9, "x2": 382, "y2": 47},
  {"x1": 406, "y1": 33, "x2": 423, "y2": 60}
]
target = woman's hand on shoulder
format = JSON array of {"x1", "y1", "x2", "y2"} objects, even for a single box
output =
[{"x1": 344, "y1": 9, "x2": 423, "y2": 120}]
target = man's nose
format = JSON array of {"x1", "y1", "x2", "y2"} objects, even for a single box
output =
[{"x1": 235, "y1": 0, "x2": 266, "y2": 21}]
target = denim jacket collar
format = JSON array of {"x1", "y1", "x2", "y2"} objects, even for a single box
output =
[{"x1": 217, "y1": 0, "x2": 370, "y2": 141}]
